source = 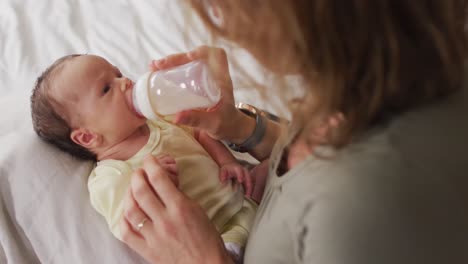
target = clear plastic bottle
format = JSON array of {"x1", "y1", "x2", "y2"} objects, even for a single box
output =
[{"x1": 132, "y1": 60, "x2": 220, "y2": 121}]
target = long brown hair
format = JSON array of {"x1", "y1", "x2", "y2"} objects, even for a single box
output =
[{"x1": 189, "y1": 0, "x2": 468, "y2": 148}]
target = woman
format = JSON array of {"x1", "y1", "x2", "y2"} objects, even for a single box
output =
[{"x1": 120, "y1": 1, "x2": 468, "y2": 263}]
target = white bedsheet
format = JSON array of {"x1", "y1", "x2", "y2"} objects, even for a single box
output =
[{"x1": 0, "y1": 1, "x2": 277, "y2": 263}]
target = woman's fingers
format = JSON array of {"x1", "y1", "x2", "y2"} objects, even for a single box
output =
[
  {"x1": 173, "y1": 108, "x2": 226, "y2": 139},
  {"x1": 150, "y1": 45, "x2": 227, "y2": 71},
  {"x1": 121, "y1": 156, "x2": 228, "y2": 263},
  {"x1": 155, "y1": 154, "x2": 176, "y2": 164},
  {"x1": 161, "y1": 163, "x2": 178, "y2": 177},
  {"x1": 123, "y1": 187, "x2": 151, "y2": 236},
  {"x1": 131, "y1": 167, "x2": 165, "y2": 220},
  {"x1": 120, "y1": 214, "x2": 147, "y2": 250},
  {"x1": 150, "y1": 46, "x2": 231, "y2": 93},
  {"x1": 150, "y1": 52, "x2": 192, "y2": 71},
  {"x1": 120, "y1": 188, "x2": 152, "y2": 257},
  {"x1": 190, "y1": 46, "x2": 233, "y2": 101},
  {"x1": 188, "y1": 45, "x2": 229, "y2": 71},
  {"x1": 161, "y1": 163, "x2": 179, "y2": 188},
  {"x1": 148, "y1": 45, "x2": 238, "y2": 142},
  {"x1": 143, "y1": 155, "x2": 185, "y2": 207}
]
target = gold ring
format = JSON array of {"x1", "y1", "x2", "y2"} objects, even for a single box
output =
[{"x1": 136, "y1": 218, "x2": 148, "y2": 231}]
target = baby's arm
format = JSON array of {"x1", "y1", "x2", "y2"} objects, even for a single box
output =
[
  {"x1": 194, "y1": 130, "x2": 253, "y2": 197},
  {"x1": 88, "y1": 161, "x2": 134, "y2": 240}
]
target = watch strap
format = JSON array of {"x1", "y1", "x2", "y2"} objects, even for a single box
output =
[{"x1": 228, "y1": 108, "x2": 267, "y2": 153}]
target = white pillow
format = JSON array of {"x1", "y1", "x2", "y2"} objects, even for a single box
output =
[{"x1": 0, "y1": 120, "x2": 149, "y2": 263}]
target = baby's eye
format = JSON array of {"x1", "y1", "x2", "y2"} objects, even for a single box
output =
[{"x1": 103, "y1": 85, "x2": 111, "y2": 94}]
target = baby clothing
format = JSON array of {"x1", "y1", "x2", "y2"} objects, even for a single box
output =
[{"x1": 88, "y1": 119, "x2": 256, "y2": 253}]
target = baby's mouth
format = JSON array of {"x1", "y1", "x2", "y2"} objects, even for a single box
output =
[
  {"x1": 125, "y1": 81, "x2": 145, "y2": 118},
  {"x1": 133, "y1": 101, "x2": 145, "y2": 119}
]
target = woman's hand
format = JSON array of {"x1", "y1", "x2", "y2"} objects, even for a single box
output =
[
  {"x1": 120, "y1": 155, "x2": 233, "y2": 264},
  {"x1": 150, "y1": 46, "x2": 282, "y2": 161},
  {"x1": 149, "y1": 46, "x2": 255, "y2": 144}
]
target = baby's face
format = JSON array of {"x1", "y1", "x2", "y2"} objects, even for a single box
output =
[{"x1": 52, "y1": 55, "x2": 146, "y2": 146}]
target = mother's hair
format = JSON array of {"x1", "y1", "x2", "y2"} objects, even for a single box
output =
[{"x1": 189, "y1": 0, "x2": 468, "y2": 147}]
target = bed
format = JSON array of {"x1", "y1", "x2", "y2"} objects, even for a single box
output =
[{"x1": 0, "y1": 1, "x2": 280, "y2": 262}]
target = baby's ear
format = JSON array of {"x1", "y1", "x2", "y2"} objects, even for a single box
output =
[{"x1": 70, "y1": 128, "x2": 99, "y2": 149}]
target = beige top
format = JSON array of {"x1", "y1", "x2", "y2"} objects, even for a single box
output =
[
  {"x1": 88, "y1": 120, "x2": 244, "y2": 239},
  {"x1": 244, "y1": 85, "x2": 468, "y2": 263}
]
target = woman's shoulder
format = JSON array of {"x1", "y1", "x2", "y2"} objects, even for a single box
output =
[
  {"x1": 281, "y1": 130, "x2": 401, "y2": 196},
  {"x1": 266, "y1": 83, "x2": 468, "y2": 221},
  {"x1": 280, "y1": 103, "x2": 467, "y2": 221},
  {"x1": 276, "y1": 126, "x2": 468, "y2": 263},
  {"x1": 293, "y1": 82, "x2": 467, "y2": 198}
]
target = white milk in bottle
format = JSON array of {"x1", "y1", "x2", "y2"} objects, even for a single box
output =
[{"x1": 133, "y1": 60, "x2": 220, "y2": 121}]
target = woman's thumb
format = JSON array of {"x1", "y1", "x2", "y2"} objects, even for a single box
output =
[{"x1": 173, "y1": 110, "x2": 214, "y2": 131}]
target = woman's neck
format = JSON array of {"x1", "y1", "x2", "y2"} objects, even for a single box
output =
[{"x1": 287, "y1": 137, "x2": 313, "y2": 169}]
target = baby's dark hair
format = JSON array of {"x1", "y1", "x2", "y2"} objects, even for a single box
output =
[{"x1": 31, "y1": 54, "x2": 97, "y2": 161}]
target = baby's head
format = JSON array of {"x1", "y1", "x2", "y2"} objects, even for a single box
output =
[{"x1": 31, "y1": 54, "x2": 145, "y2": 161}]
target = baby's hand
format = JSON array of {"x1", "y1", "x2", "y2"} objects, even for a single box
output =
[
  {"x1": 219, "y1": 162, "x2": 253, "y2": 197},
  {"x1": 153, "y1": 154, "x2": 178, "y2": 187}
]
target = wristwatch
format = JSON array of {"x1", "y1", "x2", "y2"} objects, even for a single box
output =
[{"x1": 227, "y1": 102, "x2": 267, "y2": 153}]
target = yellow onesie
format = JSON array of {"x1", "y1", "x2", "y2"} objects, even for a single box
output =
[{"x1": 88, "y1": 119, "x2": 257, "y2": 252}]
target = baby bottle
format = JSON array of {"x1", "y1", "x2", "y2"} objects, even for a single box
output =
[{"x1": 132, "y1": 60, "x2": 221, "y2": 121}]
